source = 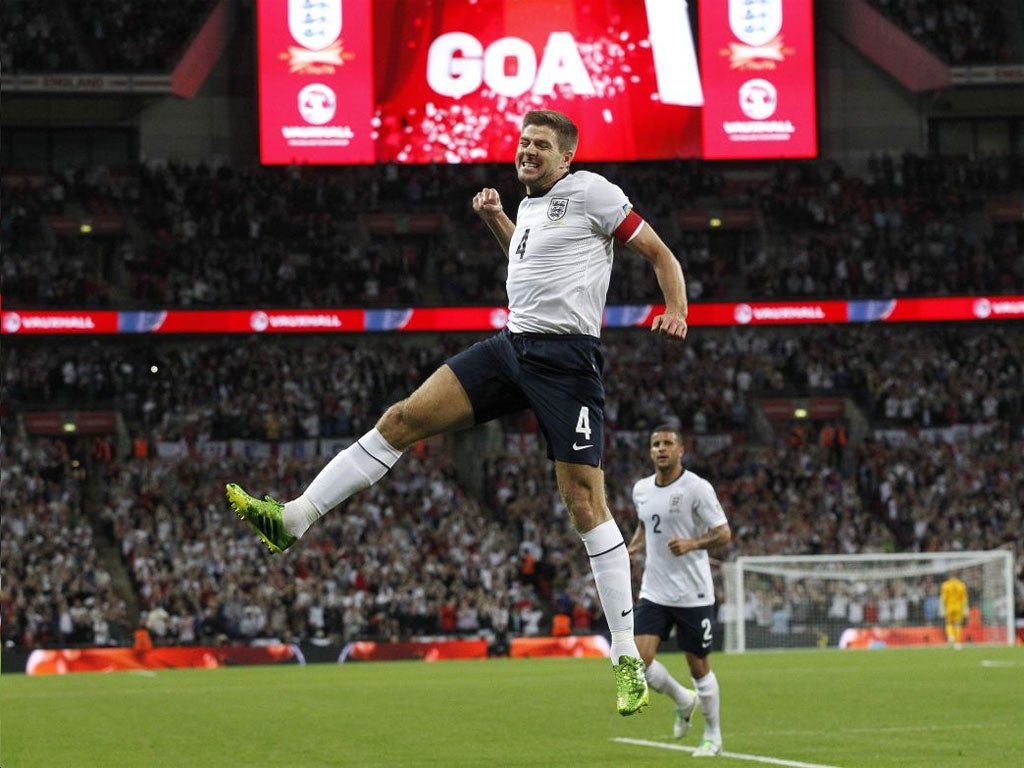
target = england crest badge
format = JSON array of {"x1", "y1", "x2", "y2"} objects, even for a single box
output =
[{"x1": 547, "y1": 198, "x2": 568, "y2": 221}]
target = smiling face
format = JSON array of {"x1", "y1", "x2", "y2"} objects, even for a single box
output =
[{"x1": 516, "y1": 124, "x2": 574, "y2": 194}]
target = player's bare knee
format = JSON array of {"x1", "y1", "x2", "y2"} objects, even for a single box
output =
[
  {"x1": 687, "y1": 654, "x2": 710, "y2": 679},
  {"x1": 378, "y1": 400, "x2": 418, "y2": 449},
  {"x1": 563, "y1": 494, "x2": 603, "y2": 533}
]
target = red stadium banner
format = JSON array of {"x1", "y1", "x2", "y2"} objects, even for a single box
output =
[
  {"x1": 153, "y1": 309, "x2": 367, "y2": 334},
  {"x1": 258, "y1": 0, "x2": 376, "y2": 164},
  {"x1": 509, "y1": 635, "x2": 610, "y2": 659},
  {"x1": 691, "y1": 300, "x2": 847, "y2": 326},
  {"x1": 341, "y1": 639, "x2": 489, "y2": 662},
  {"x1": 699, "y1": 0, "x2": 817, "y2": 159},
  {"x1": 877, "y1": 296, "x2": 1024, "y2": 323},
  {"x1": 1, "y1": 310, "x2": 119, "y2": 334},
  {"x1": 338, "y1": 636, "x2": 610, "y2": 661},
  {"x1": 838, "y1": 625, "x2": 1011, "y2": 650},
  {"x1": 4, "y1": 297, "x2": 1023, "y2": 336},
  {"x1": 26, "y1": 644, "x2": 297, "y2": 675}
]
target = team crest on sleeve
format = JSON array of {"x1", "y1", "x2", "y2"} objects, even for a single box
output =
[{"x1": 547, "y1": 198, "x2": 569, "y2": 221}]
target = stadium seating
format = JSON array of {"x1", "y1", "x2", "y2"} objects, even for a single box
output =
[
  {"x1": 0, "y1": 0, "x2": 216, "y2": 73},
  {"x1": 866, "y1": 0, "x2": 1013, "y2": 64},
  {"x1": 3, "y1": 153, "x2": 1021, "y2": 309},
  {"x1": 3, "y1": 324, "x2": 1021, "y2": 648}
]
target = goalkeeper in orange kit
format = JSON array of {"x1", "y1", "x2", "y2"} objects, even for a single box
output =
[{"x1": 940, "y1": 573, "x2": 968, "y2": 649}]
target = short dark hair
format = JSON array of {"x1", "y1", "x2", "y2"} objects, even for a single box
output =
[
  {"x1": 650, "y1": 424, "x2": 683, "y2": 443},
  {"x1": 522, "y1": 110, "x2": 579, "y2": 152}
]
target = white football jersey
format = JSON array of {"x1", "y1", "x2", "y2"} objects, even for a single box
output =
[
  {"x1": 506, "y1": 170, "x2": 641, "y2": 336},
  {"x1": 632, "y1": 469, "x2": 728, "y2": 607}
]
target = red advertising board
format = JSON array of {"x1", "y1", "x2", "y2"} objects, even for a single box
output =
[
  {"x1": 3, "y1": 297, "x2": 1023, "y2": 336},
  {"x1": 258, "y1": 0, "x2": 376, "y2": 164},
  {"x1": 341, "y1": 639, "x2": 489, "y2": 662},
  {"x1": 26, "y1": 644, "x2": 297, "y2": 674},
  {"x1": 879, "y1": 296, "x2": 1024, "y2": 323},
  {"x1": 690, "y1": 300, "x2": 846, "y2": 326},
  {"x1": 259, "y1": 0, "x2": 814, "y2": 164},
  {"x1": 839, "y1": 625, "x2": 1011, "y2": 649},
  {"x1": 699, "y1": 0, "x2": 817, "y2": 159},
  {"x1": 0, "y1": 310, "x2": 119, "y2": 334}
]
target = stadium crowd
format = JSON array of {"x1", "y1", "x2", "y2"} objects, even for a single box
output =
[
  {"x1": 3, "y1": 322, "x2": 1021, "y2": 649},
  {"x1": 748, "y1": 153, "x2": 1023, "y2": 299},
  {"x1": 0, "y1": 437, "x2": 132, "y2": 647},
  {"x1": 3, "y1": 0, "x2": 1022, "y2": 644},
  {"x1": 0, "y1": 0, "x2": 215, "y2": 73},
  {"x1": 868, "y1": 0, "x2": 1013, "y2": 64},
  {"x1": 2, "y1": 0, "x2": 1016, "y2": 74},
  {"x1": 3, "y1": 152, "x2": 1022, "y2": 310}
]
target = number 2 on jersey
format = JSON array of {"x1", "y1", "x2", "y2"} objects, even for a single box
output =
[{"x1": 514, "y1": 228, "x2": 530, "y2": 260}]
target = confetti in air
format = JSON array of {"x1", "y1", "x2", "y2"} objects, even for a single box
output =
[{"x1": 378, "y1": 31, "x2": 658, "y2": 163}]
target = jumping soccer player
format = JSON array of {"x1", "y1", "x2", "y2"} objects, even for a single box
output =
[{"x1": 227, "y1": 109, "x2": 689, "y2": 716}]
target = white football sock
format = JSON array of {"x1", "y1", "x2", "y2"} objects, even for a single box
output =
[
  {"x1": 646, "y1": 659, "x2": 697, "y2": 710},
  {"x1": 693, "y1": 670, "x2": 722, "y2": 743},
  {"x1": 580, "y1": 519, "x2": 639, "y2": 662},
  {"x1": 282, "y1": 428, "x2": 403, "y2": 537}
]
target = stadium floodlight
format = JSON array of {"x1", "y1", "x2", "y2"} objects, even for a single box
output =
[{"x1": 720, "y1": 550, "x2": 1015, "y2": 652}]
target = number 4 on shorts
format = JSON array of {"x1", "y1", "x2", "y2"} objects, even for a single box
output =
[{"x1": 575, "y1": 406, "x2": 592, "y2": 446}]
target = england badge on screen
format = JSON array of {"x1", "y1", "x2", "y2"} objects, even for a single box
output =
[{"x1": 289, "y1": 0, "x2": 342, "y2": 51}]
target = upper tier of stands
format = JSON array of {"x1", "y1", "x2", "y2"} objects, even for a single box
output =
[{"x1": 4, "y1": 153, "x2": 1022, "y2": 308}]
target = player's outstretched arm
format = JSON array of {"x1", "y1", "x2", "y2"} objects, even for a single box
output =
[
  {"x1": 473, "y1": 187, "x2": 516, "y2": 256},
  {"x1": 626, "y1": 223, "x2": 688, "y2": 339}
]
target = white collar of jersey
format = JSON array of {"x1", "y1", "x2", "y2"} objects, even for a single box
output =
[
  {"x1": 526, "y1": 170, "x2": 572, "y2": 199},
  {"x1": 654, "y1": 468, "x2": 687, "y2": 488}
]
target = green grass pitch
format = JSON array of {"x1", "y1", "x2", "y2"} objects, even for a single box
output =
[{"x1": 2, "y1": 646, "x2": 1021, "y2": 767}]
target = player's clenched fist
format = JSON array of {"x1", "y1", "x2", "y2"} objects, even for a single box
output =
[
  {"x1": 473, "y1": 187, "x2": 503, "y2": 218},
  {"x1": 651, "y1": 311, "x2": 688, "y2": 340}
]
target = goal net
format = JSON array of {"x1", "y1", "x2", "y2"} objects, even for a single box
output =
[{"x1": 720, "y1": 550, "x2": 1015, "y2": 652}]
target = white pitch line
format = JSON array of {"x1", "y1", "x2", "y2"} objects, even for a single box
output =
[
  {"x1": 613, "y1": 737, "x2": 846, "y2": 768},
  {"x1": 749, "y1": 723, "x2": 998, "y2": 736}
]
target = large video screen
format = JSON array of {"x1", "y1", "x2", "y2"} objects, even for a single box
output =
[{"x1": 257, "y1": 0, "x2": 816, "y2": 164}]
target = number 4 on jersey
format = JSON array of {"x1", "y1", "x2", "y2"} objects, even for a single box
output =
[{"x1": 514, "y1": 228, "x2": 530, "y2": 260}]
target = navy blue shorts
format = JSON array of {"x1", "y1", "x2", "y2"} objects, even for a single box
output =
[
  {"x1": 634, "y1": 598, "x2": 716, "y2": 657},
  {"x1": 446, "y1": 329, "x2": 605, "y2": 466}
]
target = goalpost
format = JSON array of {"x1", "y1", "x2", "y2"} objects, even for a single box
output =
[{"x1": 721, "y1": 550, "x2": 1015, "y2": 652}]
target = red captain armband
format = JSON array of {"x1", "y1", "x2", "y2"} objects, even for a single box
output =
[{"x1": 612, "y1": 209, "x2": 644, "y2": 244}]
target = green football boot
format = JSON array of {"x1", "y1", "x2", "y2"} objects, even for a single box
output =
[
  {"x1": 225, "y1": 483, "x2": 296, "y2": 554},
  {"x1": 613, "y1": 655, "x2": 649, "y2": 716},
  {"x1": 692, "y1": 739, "x2": 722, "y2": 757}
]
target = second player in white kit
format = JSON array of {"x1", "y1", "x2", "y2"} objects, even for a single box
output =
[{"x1": 629, "y1": 425, "x2": 731, "y2": 757}]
